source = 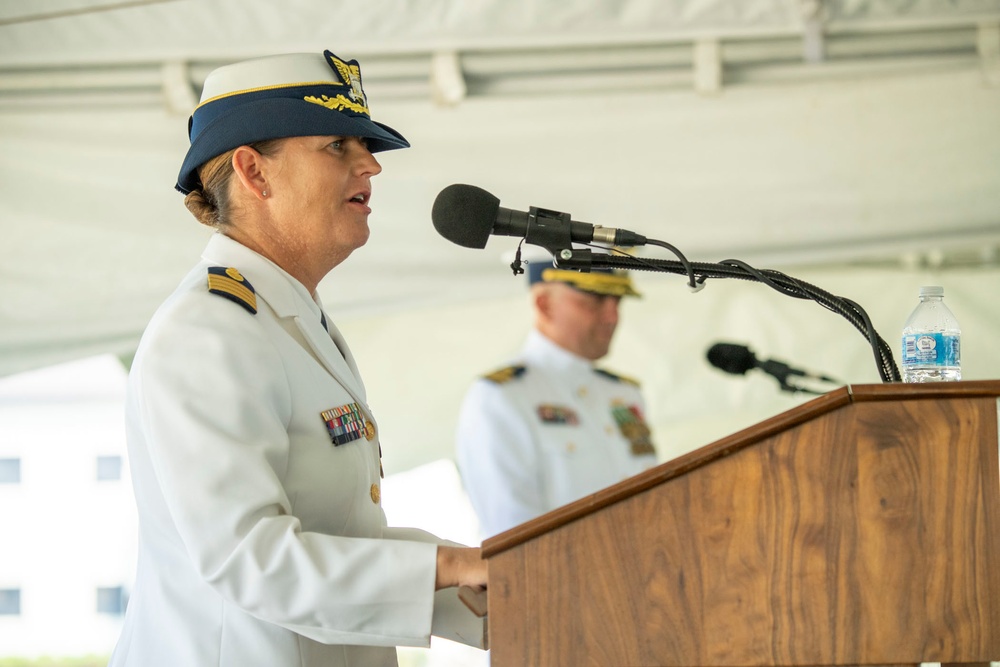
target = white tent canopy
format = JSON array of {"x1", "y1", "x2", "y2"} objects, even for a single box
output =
[{"x1": 2, "y1": 0, "x2": 999, "y2": 471}]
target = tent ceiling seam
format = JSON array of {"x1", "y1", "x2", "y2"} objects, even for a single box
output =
[{"x1": 0, "y1": 23, "x2": 995, "y2": 112}]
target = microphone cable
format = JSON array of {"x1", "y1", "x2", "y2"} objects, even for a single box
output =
[{"x1": 587, "y1": 246, "x2": 901, "y2": 384}]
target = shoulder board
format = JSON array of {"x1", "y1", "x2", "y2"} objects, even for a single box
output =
[
  {"x1": 482, "y1": 364, "x2": 527, "y2": 384},
  {"x1": 594, "y1": 368, "x2": 640, "y2": 387},
  {"x1": 207, "y1": 266, "x2": 257, "y2": 315}
]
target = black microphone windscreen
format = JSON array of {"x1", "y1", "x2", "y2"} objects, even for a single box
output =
[
  {"x1": 431, "y1": 184, "x2": 500, "y2": 249},
  {"x1": 707, "y1": 343, "x2": 757, "y2": 375}
]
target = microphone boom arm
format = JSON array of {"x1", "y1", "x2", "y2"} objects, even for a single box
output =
[
  {"x1": 429, "y1": 183, "x2": 898, "y2": 384},
  {"x1": 555, "y1": 248, "x2": 901, "y2": 384},
  {"x1": 758, "y1": 360, "x2": 826, "y2": 395}
]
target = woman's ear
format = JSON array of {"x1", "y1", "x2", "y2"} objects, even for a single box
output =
[{"x1": 231, "y1": 145, "x2": 268, "y2": 200}]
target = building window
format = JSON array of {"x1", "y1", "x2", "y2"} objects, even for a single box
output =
[
  {"x1": 0, "y1": 458, "x2": 20, "y2": 484},
  {"x1": 97, "y1": 586, "x2": 127, "y2": 615},
  {"x1": 0, "y1": 589, "x2": 20, "y2": 615},
  {"x1": 96, "y1": 455, "x2": 122, "y2": 481}
]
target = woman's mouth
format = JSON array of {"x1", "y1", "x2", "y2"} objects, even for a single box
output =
[{"x1": 348, "y1": 191, "x2": 372, "y2": 213}]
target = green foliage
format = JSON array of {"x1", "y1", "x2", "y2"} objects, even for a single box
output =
[{"x1": 0, "y1": 657, "x2": 110, "y2": 667}]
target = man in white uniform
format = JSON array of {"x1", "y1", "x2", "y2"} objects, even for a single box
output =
[{"x1": 456, "y1": 260, "x2": 659, "y2": 539}]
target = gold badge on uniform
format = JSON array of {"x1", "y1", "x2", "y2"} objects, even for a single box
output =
[{"x1": 611, "y1": 403, "x2": 656, "y2": 456}]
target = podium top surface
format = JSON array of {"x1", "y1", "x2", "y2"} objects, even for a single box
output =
[{"x1": 482, "y1": 380, "x2": 1000, "y2": 558}]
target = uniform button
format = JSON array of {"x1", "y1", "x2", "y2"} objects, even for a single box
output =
[
  {"x1": 565, "y1": 442, "x2": 576, "y2": 453},
  {"x1": 364, "y1": 421, "x2": 376, "y2": 441},
  {"x1": 605, "y1": 425, "x2": 615, "y2": 435},
  {"x1": 577, "y1": 386, "x2": 588, "y2": 398},
  {"x1": 370, "y1": 483, "x2": 381, "y2": 504}
]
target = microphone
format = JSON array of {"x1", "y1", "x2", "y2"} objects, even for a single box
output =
[
  {"x1": 706, "y1": 342, "x2": 840, "y2": 394},
  {"x1": 431, "y1": 183, "x2": 647, "y2": 250}
]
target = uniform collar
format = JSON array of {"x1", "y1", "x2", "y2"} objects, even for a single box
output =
[
  {"x1": 201, "y1": 232, "x2": 368, "y2": 401},
  {"x1": 523, "y1": 328, "x2": 594, "y2": 375},
  {"x1": 201, "y1": 232, "x2": 326, "y2": 320}
]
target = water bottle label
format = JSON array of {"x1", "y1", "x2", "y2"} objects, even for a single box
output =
[{"x1": 901, "y1": 332, "x2": 960, "y2": 367}]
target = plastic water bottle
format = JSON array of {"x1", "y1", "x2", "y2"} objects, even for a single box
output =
[{"x1": 901, "y1": 286, "x2": 961, "y2": 383}]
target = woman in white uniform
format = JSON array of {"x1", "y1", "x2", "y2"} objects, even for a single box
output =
[{"x1": 108, "y1": 49, "x2": 487, "y2": 666}]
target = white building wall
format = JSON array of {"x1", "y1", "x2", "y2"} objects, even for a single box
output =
[{"x1": 0, "y1": 356, "x2": 136, "y2": 657}]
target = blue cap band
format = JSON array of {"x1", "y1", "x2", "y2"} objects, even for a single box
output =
[{"x1": 176, "y1": 50, "x2": 409, "y2": 194}]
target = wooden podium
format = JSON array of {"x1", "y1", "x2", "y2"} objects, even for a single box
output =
[{"x1": 480, "y1": 381, "x2": 1000, "y2": 666}]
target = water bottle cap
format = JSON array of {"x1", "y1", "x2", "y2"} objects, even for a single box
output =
[{"x1": 918, "y1": 285, "x2": 944, "y2": 297}]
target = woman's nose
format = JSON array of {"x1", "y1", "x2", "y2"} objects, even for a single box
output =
[
  {"x1": 360, "y1": 150, "x2": 382, "y2": 176},
  {"x1": 352, "y1": 139, "x2": 382, "y2": 176}
]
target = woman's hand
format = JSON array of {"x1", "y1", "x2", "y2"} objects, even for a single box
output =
[{"x1": 435, "y1": 546, "x2": 488, "y2": 591}]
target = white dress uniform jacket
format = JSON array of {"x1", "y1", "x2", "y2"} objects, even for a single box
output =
[
  {"x1": 109, "y1": 233, "x2": 482, "y2": 667},
  {"x1": 456, "y1": 329, "x2": 659, "y2": 539}
]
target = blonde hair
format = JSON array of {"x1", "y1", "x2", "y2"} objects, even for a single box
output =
[{"x1": 183, "y1": 139, "x2": 284, "y2": 228}]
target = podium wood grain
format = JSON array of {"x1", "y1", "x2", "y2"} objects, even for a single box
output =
[{"x1": 483, "y1": 381, "x2": 1000, "y2": 666}]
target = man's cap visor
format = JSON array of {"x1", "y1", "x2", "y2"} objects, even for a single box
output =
[{"x1": 527, "y1": 260, "x2": 641, "y2": 298}]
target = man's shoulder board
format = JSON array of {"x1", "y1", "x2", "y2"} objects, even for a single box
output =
[
  {"x1": 594, "y1": 368, "x2": 640, "y2": 387},
  {"x1": 482, "y1": 364, "x2": 527, "y2": 384},
  {"x1": 207, "y1": 266, "x2": 257, "y2": 315}
]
